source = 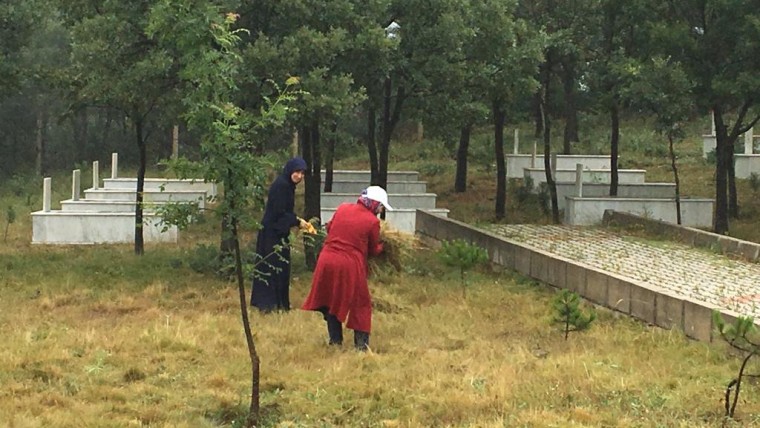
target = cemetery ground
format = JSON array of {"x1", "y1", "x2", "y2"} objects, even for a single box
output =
[{"x1": 5, "y1": 118, "x2": 760, "y2": 426}]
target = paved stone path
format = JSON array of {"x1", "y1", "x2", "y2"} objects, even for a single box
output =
[{"x1": 487, "y1": 224, "x2": 760, "y2": 319}]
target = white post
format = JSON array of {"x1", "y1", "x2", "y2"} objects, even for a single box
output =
[
  {"x1": 575, "y1": 163, "x2": 583, "y2": 197},
  {"x1": 531, "y1": 142, "x2": 537, "y2": 168},
  {"x1": 43, "y1": 177, "x2": 52, "y2": 212},
  {"x1": 92, "y1": 160, "x2": 99, "y2": 189},
  {"x1": 711, "y1": 111, "x2": 717, "y2": 136},
  {"x1": 513, "y1": 129, "x2": 519, "y2": 154},
  {"x1": 72, "y1": 169, "x2": 81, "y2": 201},
  {"x1": 111, "y1": 153, "x2": 118, "y2": 179},
  {"x1": 745, "y1": 127, "x2": 754, "y2": 154}
]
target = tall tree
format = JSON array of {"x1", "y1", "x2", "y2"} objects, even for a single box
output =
[
  {"x1": 149, "y1": 2, "x2": 296, "y2": 425},
  {"x1": 62, "y1": 0, "x2": 181, "y2": 255},
  {"x1": 586, "y1": 0, "x2": 652, "y2": 197},
  {"x1": 468, "y1": 0, "x2": 543, "y2": 219},
  {"x1": 663, "y1": 0, "x2": 760, "y2": 234}
]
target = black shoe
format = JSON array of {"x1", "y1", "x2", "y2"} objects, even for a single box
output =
[
  {"x1": 354, "y1": 331, "x2": 370, "y2": 351},
  {"x1": 326, "y1": 314, "x2": 343, "y2": 345}
]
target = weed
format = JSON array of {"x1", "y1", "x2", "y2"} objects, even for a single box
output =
[{"x1": 750, "y1": 173, "x2": 760, "y2": 193}]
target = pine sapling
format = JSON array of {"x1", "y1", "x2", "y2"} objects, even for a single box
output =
[
  {"x1": 437, "y1": 239, "x2": 489, "y2": 298},
  {"x1": 552, "y1": 290, "x2": 595, "y2": 340},
  {"x1": 713, "y1": 311, "x2": 760, "y2": 419}
]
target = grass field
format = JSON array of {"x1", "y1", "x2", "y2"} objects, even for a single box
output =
[{"x1": 3, "y1": 116, "x2": 760, "y2": 427}]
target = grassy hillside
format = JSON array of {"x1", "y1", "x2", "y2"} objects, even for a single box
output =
[{"x1": 3, "y1": 116, "x2": 760, "y2": 426}]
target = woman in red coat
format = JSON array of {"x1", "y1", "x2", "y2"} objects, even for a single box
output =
[{"x1": 301, "y1": 186, "x2": 393, "y2": 351}]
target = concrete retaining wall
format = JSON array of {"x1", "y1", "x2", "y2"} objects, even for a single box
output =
[
  {"x1": 564, "y1": 197, "x2": 714, "y2": 227},
  {"x1": 324, "y1": 180, "x2": 428, "y2": 194},
  {"x1": 414, "y1": 209, "x2": 739, "y2": 344},
  {"x1": 602, "y1": 210, "x2": 760, "y2": 262}
]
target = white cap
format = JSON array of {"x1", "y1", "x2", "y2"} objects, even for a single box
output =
[{"x1": 365, "y1": 186, "x2": 394, "y2": 211}]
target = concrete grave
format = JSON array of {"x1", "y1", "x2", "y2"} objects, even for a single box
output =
[
  {"x1": 321, "y1": 207, "x2": 449, "y2": 234},
  {"x1": 547, "y1": 182, "x2": 677, "y2": 211},
  {"x1": 325, "y1": 180, "x2": 428, "y2": 194},
  {"x1": 321, "y1": 192, "x2": 439, "y2": 210},
  {"x1": 564, "y1": 196, "x2": 714, "y2": 227},
  {"x1": 525, "y1": 167, "x2": 646, "y2": 191},
  {"x1": 31, "y1": 176, "x2": 179, "y2": 244}
]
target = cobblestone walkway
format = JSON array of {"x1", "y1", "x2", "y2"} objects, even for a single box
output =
[{"x1": 488, "y1": 224, "x2": 760, "y2": 319}]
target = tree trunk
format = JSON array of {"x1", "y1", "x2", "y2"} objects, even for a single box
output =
[
  {"x1": 366, "y1": 106, "x2": 379, "y2": 185},
  {"x1": 454, "y1": 123, "x2": 471, "y2": 192},
  {"x1": 379, "y1": 77, "x2": 405, "y2": 191},
  {"x1": 73, "y1": 108, "x2": 88, "y2": 163},
  {"x1": 714, "y1": 110, "x2": 729, "y2": 234},
  {"x1": 561, "y1": 58, "x2": 579, "y2": 154},
  {"x1": 380, "y1": 77, "x2": 392, "y2": 190},
  {"x1": 323, "y1": 122, "x2": 337, "y2": 193},
  {"x1": 134, "y1": 118, "x2": 146, "y2": 256},
  {"x1": 728, "y1": 146, "x2": 738, "y2": 218},
  {"x1": 302, "y1": 123, "x2": 322, "y2": 271},
  {"x1": 540, "y1": 68, "x2": 560, "y2": 224},
  {"x1": 609, "y1": 102, "x2": 620, "y2": 196},
  {"x1": 533, "y1": 90, "x2": 543, "y2": 139},
  {"x1": 101, "y1": 107, "x2": 114, "y2": 160},
  {"x1": 226, "y1": 175, "x2": 260, "y2": 428},
  {"x1": 669, "y1": 134, "x2": 682, "y2": 225},
  {"x1": 493, "y1": 102, "x2": 507, "y2": 220},
  {"x1": 35, "y1": 110, "x2": 46, "y2": 177}
]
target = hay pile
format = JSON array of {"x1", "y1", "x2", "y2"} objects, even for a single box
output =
[{"x1": 370, "y1": 220, "x2": 416, "y2": 273}]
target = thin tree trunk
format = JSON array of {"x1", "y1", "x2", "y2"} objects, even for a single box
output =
[
  {"x1": 609, "y1": 102, "x2": 620, "y2": 196},
  {"x1": 668, "y1": 134, "x2": 682, "y2": 225},
  {"x1": 380, "y1": 77, "x2": 392, "y2": 190},
  {"x1": 454, "y1": 123, "x2": 471, "y2": 192},
  {"x1": 303, "y1": 123, "x2": 322, "y2": 271},
  {"x1": 561, "y1": 58, "x2": 579, "y2": 154},
  {"x1": 226, "y1": 176, "x2": 260, "y2": 427},
  {"x1": 533, "y1": 91, "x2": 543, "y2": 139},
  {"x1": 728, "y1": 147, "x2": 738, "y2": 218},
  {"x1": 35, "y1": 110, "x2": 46, "y2": 177},
  {"x1": 134, "y1": 118, "x2": 146, "y2": 256},
  {"x1": 367, "y1": 106, "x2": 379, "y2": 185},
  {"x1": 379, "y1": 77, "x2": 405, "y2": 191},
  {"x1": 493, "y1": 102, "x2": 507, "y2": 220},
  {"x1": 540, "y1": 60, "x2": 560, "y2": 224},
  {"x1": 324, "y1": 122, "x2": 337, "y2": 193}
]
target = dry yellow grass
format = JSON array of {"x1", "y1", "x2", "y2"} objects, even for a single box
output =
[
  {"x1": 1, "y1": 233, "x2": 759, "y2": 427},
  {"x1": 6, "y1": 127, "x2": 760, "y2": 426}
]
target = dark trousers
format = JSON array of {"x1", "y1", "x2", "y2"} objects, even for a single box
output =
[{"x1": 318, "y1": 307, "x2": 369, "y2": 350}]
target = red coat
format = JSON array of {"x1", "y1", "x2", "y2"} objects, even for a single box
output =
[{"x1": 301, "y1": 202, "x2": 383, "y2": 332}]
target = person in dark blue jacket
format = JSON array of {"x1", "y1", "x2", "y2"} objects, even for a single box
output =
[{"x1": 251, "y1": 157, "x2": 309, "y2": 312}]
